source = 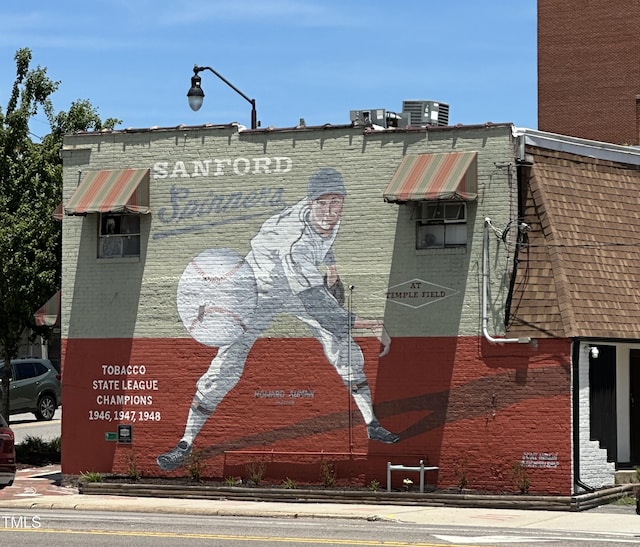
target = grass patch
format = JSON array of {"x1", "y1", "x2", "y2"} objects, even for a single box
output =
[
  {"x1": 80, "y1": 471, "x2": 103, "y2": 483},
  {"x1": 613, "y1": 494, "x2": 636, "y2": 506}
]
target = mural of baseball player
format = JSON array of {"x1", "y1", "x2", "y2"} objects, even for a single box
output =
[{"x1": 158, "y1": 167, "x2": 398, "y2": 472}]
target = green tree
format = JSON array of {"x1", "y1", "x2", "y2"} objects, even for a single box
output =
[{"x1": 0, "y1": 48, "x2": 120, "y2": 421}]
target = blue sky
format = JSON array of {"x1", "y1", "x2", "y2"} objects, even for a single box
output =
[{"x1": 1, "y1": 1, "x2": 537, "y2": 136}]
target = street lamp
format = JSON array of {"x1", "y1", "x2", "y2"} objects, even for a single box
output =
[{"x1": 187, "y1": 65, "x2": 259, "y2": 129}]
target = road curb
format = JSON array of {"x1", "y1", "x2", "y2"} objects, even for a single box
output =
[{"x1": 0, "y1": 494, "x2": 384, "y2": 520}]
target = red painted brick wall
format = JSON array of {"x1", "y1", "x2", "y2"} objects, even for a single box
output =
[
  {"x1": 538, "y1": 0, "x2": 640, "y2": 145},
  {"x1": 62, "y1": 335, "x2": 572, "y2": 495}
]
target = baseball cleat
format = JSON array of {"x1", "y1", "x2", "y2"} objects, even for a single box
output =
[
  {"x1": 157, "y1": 440, "x2": 192, "y2": 471},
  {"x1": 367, "y1": 420, "x2": 400, "y2": 443}
]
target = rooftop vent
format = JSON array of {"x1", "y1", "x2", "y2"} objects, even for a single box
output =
[{"x1": 402, "y1": 100, "x2": 449, "y2": 127}]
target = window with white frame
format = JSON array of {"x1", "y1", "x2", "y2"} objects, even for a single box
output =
[
  {"x1": 416, "y1": 201, "x2": 467, "y2": 249},
  {"x1": 98, "y1": 214, "x2": 141, "y2": 258}
]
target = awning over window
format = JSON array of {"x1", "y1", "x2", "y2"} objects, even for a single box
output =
[
  {"x1": 53, "y1": 202, "x2": 63, "y2": 221},
  {"x1": 64, "y1": 168, "x2": 150, "y2": 215},
  {"x1": 383, "y1": 151, "x2": 478, "y2": 203},
  {"x1": 34, "y1": 290, "x2": 60, "y2": 327}
]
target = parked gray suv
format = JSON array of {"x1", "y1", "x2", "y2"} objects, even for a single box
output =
[{"x1": 0, "y1": 358, "x2": 62, "y2": 421}]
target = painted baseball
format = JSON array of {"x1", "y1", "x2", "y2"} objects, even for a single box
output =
[{"x1": 177, "y1": 248, "x2": 257, "y2": 347}]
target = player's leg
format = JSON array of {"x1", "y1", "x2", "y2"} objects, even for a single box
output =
[
  {"x1": 189, "y1": 338, "x2": 255, "y2": 437},
  {"x1": 156, "y1": 339, "x2": 254, "y2": 471},
  {"x1": 305, "y1": 321, "x2": 399, "y2": 444},
  {"x1": 157, "y1": 296, "x2": 278, "y2": 471}
]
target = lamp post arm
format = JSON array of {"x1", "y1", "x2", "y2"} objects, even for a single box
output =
[{"x1": 194, "y1": 66, "x2": 258, "y2": 129}]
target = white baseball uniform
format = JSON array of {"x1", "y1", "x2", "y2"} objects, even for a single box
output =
[{"x1": 191, "y1": 198, "x2": 373, "y2": 422}]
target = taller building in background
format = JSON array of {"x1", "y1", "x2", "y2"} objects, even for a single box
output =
[{"x1": 537, "y1": 0, "x2": 640, "y2": 145}]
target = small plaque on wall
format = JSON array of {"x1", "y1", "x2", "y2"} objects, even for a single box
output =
[{"x1": 117, "y1": 424, "x2": 133, "y2": 443}]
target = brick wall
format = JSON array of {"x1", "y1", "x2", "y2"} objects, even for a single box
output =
[
  {"x1": 59, "y1": 123, "x2": 574, "y2": 494},
  {"x1": 538, "y1": 0, "x2": 640, "y2": 145},
  {"x1": 61, "y1": 335, "x2": 572, "y2": 494}
]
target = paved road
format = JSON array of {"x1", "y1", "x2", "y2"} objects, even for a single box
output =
[
  {"x1": 1, "y1": 508, "x2": 637, "y2": 546},
  {"x1": 10, "y1": 408, "x2": 61, "y2": 444},
  {"x1": 1, "y1": 464, "x2": 640, "y2": 546}
]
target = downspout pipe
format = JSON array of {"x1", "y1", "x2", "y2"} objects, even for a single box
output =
[{"x1": 482, "y1": 218, "x2": 531, "y2": 344}]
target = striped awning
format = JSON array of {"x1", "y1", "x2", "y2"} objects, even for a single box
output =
[
  {"x1": 383, "y1": 151, "x2": 478, "y2": 203},
  {"x1": 64, "y1": 168, "x2": 150, "y2": 215},
  {"x1": 53, "y1": 202, "x2": 63, "y2": 221},
  {"x1": 34, "y1": 290, "x2": 60, "y2": 327}
]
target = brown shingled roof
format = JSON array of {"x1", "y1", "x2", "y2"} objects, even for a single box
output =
[{"x1": 508, "y1": 146, "x2": 640, "y2": 340}]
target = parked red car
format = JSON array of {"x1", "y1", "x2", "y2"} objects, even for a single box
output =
[{"x1": 0, "y1": 413, "x2": 16, "y2": 489}]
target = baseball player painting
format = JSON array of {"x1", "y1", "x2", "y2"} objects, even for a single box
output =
[{"x1": 157, "y1": 167, "x2": 398, "y2": 472}]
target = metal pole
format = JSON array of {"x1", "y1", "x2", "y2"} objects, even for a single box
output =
[{"x1": 347, "y1": 285, "x2": 353, "y2": 452}]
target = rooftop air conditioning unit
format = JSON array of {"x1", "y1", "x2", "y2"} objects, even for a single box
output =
[
  {"x1": 350, "y1": 108, "x2": 388, "y2": 127},
  {"x1": 402, "y1": 100, "x2": 450, "y2": 127},
  {"x1": 350, "y1": 109, "x2": 410, "y2": 128}
]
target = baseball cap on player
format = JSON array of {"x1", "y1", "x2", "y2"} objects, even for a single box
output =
[{"x1": 307, "y1": 167, "x2": 346, "y2": 200}]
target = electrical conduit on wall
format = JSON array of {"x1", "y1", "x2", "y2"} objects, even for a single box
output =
[{"x1": 482, "y1": 218, "x2": 531, "y2": 345}]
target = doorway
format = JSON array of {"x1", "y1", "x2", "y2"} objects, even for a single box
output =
[
  {"x1": 630, "y1": 350, "x2": 640, "y2": 464},
  {"x1": 589, "y1": 345, "x2": 617, "y2": 462}
]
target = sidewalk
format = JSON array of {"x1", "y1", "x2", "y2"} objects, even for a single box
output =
[{"x1": 1, "y1": 465, "x2": 639, "y2": 537}]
